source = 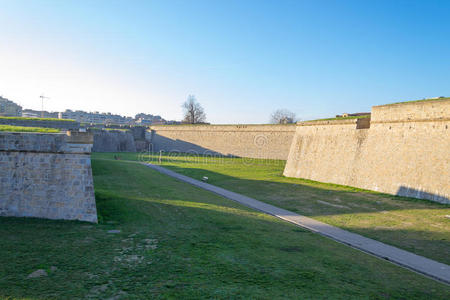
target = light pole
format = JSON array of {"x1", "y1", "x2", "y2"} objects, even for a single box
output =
[{"x1": 39, "y1": 94, "x2": 50, "y2": 118}]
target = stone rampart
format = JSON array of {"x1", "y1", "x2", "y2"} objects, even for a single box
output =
[
  {"x1": 0, "y1": 131, "x2": 98, "y2": 222},
  {"x1": 92, "y1": 130, "x2": 137, "y2": 152},
  {"x1": 149, "y1": 124, "x2": 296, "y2": 160},
  {"x1": 284, "y1": 99, "x2": 450, "y2": 203}
]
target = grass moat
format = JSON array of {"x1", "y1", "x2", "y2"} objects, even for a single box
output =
[{"x1": 0, "y1": 154, "x2": 448, "y2": 299}]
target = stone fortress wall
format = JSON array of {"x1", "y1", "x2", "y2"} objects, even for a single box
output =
[
  {"x1": 283, "y1": 99, "x2": 450, "y2": 204},
  {"x1": 149, "y1": 124, "x2": 296, "y2": 160},
  {"x1": 91, "y1": 129, "x2": 137, "y2": 152},
  {"x1": 0, "y1": 131, "x2": 98, "y2": 222}
]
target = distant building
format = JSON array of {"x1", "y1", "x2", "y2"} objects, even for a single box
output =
[
  {"x1": 0, "y1": 97, "x2": 22, "y2": 117},
  {"x1": 134, "y1": 113, "x2": 166, "y2": 125},
  {"x1": 135, "y1": 118, "x2": 153, "y2": 125},
  {"x1": 22, "y1": 109, "x2": 58, "y2": 118},
  {"x1": 59, "y1": 109, "x2": 135, "y2": 125},
  {"x1": 165, "y1": 120, "x2": 181, "y2": 125}
]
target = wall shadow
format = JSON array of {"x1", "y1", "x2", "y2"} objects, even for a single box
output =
[
  {"x1": 144, "y1": 164, "x2": 450, "y2": 265},
  {"x1": 150, "y1": 134, "x2": 239, "y2": 157},
  {"x1": 162, "y1": 165, "x2": 448, "y2": 216},
  {"x1": 397, "y1": 186, "x2": 449, "y2": 204}
]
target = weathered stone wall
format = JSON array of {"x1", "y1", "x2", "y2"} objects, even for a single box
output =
[
  {"x1": 0, "y1": 118, "x2": 80, "y2": 130},
  {"x1": 130, "y1": 126, "x2": 150, "y2": 151},
  {"x1": 149, "y1": 124, "x2": 296, "y2": 160},
  {"x1": 284, "y1": 99, "x2": 450, "y2": 203},
  {"x1": 92, "y1": 130, "x2": 137, "y2": 152},
  {"x1": 0, "y1": 132, "x2": 98, "y2": 222}
]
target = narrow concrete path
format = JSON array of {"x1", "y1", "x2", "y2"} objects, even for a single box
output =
[{"x1": 144, "y1": 163, "x2": 450, "y2": 285}]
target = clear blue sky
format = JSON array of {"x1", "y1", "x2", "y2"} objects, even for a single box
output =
[{"x1": 0, "y1": 0, "x2": 449, "y2": 123}]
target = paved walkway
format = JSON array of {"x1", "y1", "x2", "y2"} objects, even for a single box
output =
[{"x1": 144, "y1": 163, "x2": 450, "y2": 285}]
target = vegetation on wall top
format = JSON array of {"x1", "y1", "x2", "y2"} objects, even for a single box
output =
[
  {"x1": 0, "y1": 125, "x2": 60, "y2": 133},
  {"x1": 0, "y1": 116, "x2": 76, "y2": 122},
  {"x1": 385, "y1": 96, "x2": 449, "y2": 106}
]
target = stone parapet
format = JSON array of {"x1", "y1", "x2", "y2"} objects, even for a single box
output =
[
  {"x1": 0, "y1": 131, "x2": 97, "y2": 222},
  {"x1": 371, "y1": 98, "x2": 450, "y2": 123},
  {"x1": 0, "y1": 131, "x2": 93, "y2": 154}
]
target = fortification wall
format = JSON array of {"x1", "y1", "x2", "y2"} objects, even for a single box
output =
[
  {"x1": 283, "y1": 119, "x2": 370, "y2": 186},
  {"x1": 284, "y1": 99, "x2": 450, "y2": 203},
  {"x1": 149, "y1": 124, "x2": 296, "y2": 160},
  {"x1": 92, "y1": 130, "x2": 137, "y2": 152},
  {"x1": 0, "y1": 118, "x2": 80, "y2": 130},
  {"x1": 0, "y1": 131, "x2": 98, "y2": 222}
]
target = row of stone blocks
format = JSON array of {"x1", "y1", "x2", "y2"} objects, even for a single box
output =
[{"x1": 0, "y1": 131, "x2": 98, "y2": 223}]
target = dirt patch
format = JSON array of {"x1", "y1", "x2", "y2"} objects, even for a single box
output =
[{"x1": 280, "y1": 246, "x2": 302, "y2": 252}]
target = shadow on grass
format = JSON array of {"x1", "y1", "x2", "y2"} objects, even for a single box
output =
[
  {"x1": 97, "y1": 190, "x2": 449, "y2": 264},
  {"x1": 161, "y1": 165, "x2": 448, "y2": 214},
  {"x1": 144, "y1": 164, "x2": 449, "y2": 264},
  {"x1": 92, "y1": 156, "x2": 450, "y2": 263},
  {"x1": 1, "y1": 159, "x2": 449, "y2": 299}
]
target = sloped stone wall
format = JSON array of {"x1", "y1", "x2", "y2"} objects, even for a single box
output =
[
  {"x1": 92, "y1": 130, "x2": 136, "y2": 152},
  {"x1": 149, "y1": 124, "x2": 296, "y2": 160},
  {"x1": 284, "y1": 99, "x2": 450, "y2": 203}
]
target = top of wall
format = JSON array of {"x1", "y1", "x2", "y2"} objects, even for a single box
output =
[
  {"x1": 371, "y1": 98, "x2": 450, "y2": 123},
  {"x1": 0, "y1": 116, "x2": 75, "y2": 122},
  {"x1": 297, "y1": 117, "x2": 371, "y2": 129},
  {"x1": 150, "y1": 124, "x2": 296, "y2": 132},
  {"x1": 0, "y1": 131, "x2": 93, "y2": 154},
  {"x1": 0, "y1": 117, "x2": 80, "y2": 130}
]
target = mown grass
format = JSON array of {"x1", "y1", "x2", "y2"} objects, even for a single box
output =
[
  {"x1": 93, "y1": 152, "x2": 450, "y2": 265},
  {"x1": 1, "y1": 159, "x2": 448, "y2": 299},
  {"x1": 0, "y1": 125, "x2": 60, "y2": 133},
  {"x1": 104, "y1": 128, "x2": 130, "y2": 132},
  {"x1": 0, "y1": 116, "x2": 75, "y2": 122}
]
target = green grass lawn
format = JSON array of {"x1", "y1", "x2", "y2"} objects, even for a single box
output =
[
  {"x1": 1, "y1": 158, "x2": 448, "y2": 299},
  {"x1": 0, "y1": 116, "x2": 75, "y2": 122},
  {"x1": 93, "y1": 152, "x2": 450, "y2": 265},
  {"x1": 0, "y1": 125, "x2": 60, "y2": 133}
]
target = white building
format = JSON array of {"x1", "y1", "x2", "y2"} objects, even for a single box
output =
[{"x1": 0, "y1": 97, "x2": 22, "y2": 117}]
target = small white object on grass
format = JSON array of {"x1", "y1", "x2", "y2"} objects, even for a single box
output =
[
  {"x1": 28, "y1": 269, "x2": 48, "y2": 278},
  {"x1": 202, "y1": 176, "x2": 208, "y2": 182}
]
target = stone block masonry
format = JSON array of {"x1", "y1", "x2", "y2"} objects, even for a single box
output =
[
  {"x1": 283, "y1": 99, "x2": 450, "y2": 204},
  {"x1": 149, "y1": 124, "x2": 296, "y2": 160},
  {"x1": 91, "y1": 130, "x2": 136, "y2": 152},
  {"x1": 0, "y1": 131, "x2": 98, "y2": 222}
]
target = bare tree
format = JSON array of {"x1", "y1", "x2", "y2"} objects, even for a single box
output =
[
  {"x1": 270, "y1": 109, "x2": 297, "y2": 124},
  {"x1": 182, "y1": 95, "x2": 206, "y2": 124}
]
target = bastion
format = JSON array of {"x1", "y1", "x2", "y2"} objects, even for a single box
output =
[
  {"x1": 283, "y1": 99, "x2": 450, "y2": 204},
  {"x1": 0, "y1": 131, "x2": 98, "y2": 222}
]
